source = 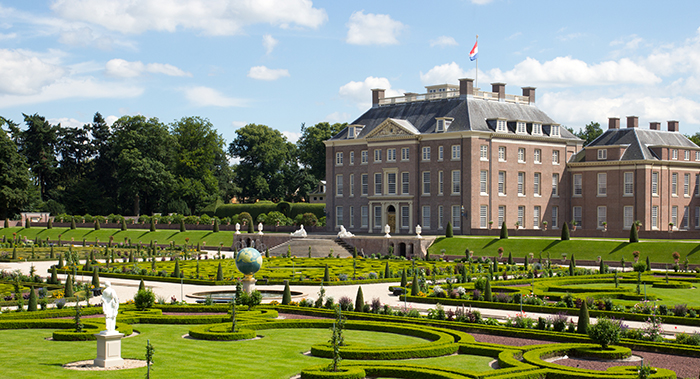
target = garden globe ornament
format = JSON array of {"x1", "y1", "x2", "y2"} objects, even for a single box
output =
[
  {"x1": 257, "y1": 222, "x2": 264, "y2": 235},
  {"x1": 384, "y1": 224, "x2": 391, "y2": 238},
  {"x1": 235, "y1": 247, "x2": 263, "y2": 294},
  {"x1": 235, "y1": 223, "x2": 241, "y2": 234},
  {"x1": 415, "y1": 225, "x2": 422, "y2": 238}
]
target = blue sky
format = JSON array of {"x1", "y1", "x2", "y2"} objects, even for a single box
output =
[{"x1": 1, "y1": 0, "x2": 700, "y2": 145}]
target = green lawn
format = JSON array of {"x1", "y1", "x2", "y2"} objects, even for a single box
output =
[
  {"x1": 0, "y1": 324, "x2": 492, "y2": 379},
  {"x1": 564, "y1": 282, "x2": 700, "y2": 307},
  {"x1": 429, "y1": 236, "x2": 700, "y2": 265}
]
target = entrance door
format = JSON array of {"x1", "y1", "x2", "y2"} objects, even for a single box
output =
[{"x1": 387, "y1": 205, "x2": 396, "y2": 233}]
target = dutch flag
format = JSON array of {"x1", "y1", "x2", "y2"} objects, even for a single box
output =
[{"x1": 469, "y1": 40, "x2": 478, "y2": 61}]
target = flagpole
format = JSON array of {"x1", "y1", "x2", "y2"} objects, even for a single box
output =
[{"x1": 475, "y1": 34, "x2": 478, "y2": 90}]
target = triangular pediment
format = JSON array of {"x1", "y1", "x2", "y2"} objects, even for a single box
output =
[{"x1": 366, "y1": 118, "x2": 419, "y2": 139}]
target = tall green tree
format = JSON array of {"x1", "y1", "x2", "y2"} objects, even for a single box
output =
[
  {"x1": 0, "y1": 122, "x2": 31, "y2": 219},
  {"x1": 296, "y1": 122, "x2": 346, "y2": 181},
  {"x1": 573, "y1": 122, "x2": 603, "y2": 146},
  {"x1": 13, "y1": 114, "x2": 60, "y2": 200}
]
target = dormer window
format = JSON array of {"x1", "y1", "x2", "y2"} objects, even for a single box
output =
[
  {"x1": 550, "y1": 124, "x2": 560, "y2": 137},
  {"x1": 436, "y1": 119, "x2": 444, "y2": 132},
  {"x1": 497, "y1": 119, "x2": 507, "y2": 133},
  {"x1": 532, "y1": 123, "x2": 542, "y2": 136},
  {"x1": 347, "y1": 126, "x2": 355, "y2": 139},
  {"x1": 435, "y1": 117, "x2": 453, "y2": 133},
  {"x1": 516, "y1": 121, "x2": 527, "y2": 134},
  {"x1": 597, "y1": 149, "x2": 607, "y2": 160}
]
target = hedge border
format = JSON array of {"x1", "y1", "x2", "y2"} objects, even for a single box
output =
[
  {"x1": 188, "y1": 324, "x2": 256, "y2": 341},
  {"x1": 570, "y1": 345, "x2": 631, "y2": 360}
]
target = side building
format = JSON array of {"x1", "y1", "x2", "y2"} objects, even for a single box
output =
[{"x1": 324, "y1": 79, "x2": 583, "y2": 235}]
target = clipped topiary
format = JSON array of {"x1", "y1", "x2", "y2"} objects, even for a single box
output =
[
  {"x1": 630, "y1": 221, "x2": 639, "y2": 243},
  {"x1": 282, "y1": 280, "x2": 291, "y2": 305},
  {"x1": 49, "y1": 265, "x2": 59, "y2": 284},
  {"x1": 500, "y1": 222, "x2": 508, "y2": 239},
  {"x1": 217, "y1": 262, "x2": 224, "y2": 281},
  {"x1": 25, "y1": 218, "x2": 31, "y2": 228},
  {"x1": 384, "y1": 261, "x2": 390, "y2": 278},
  {"x1": 47, "y1": 218, "x2": 53, "y2": 229},
  {"x1": 508, "y1": 252, "x2": 513, "y2": 265},
  {"x1": 484, "y1": 276, "x2": 492, "y2": 302},
  {"x1": 400, "y1": 268, "x2": 407, "y2": 288},
  {"x1": 411, "y1": 273, "x2": 419, "y2": 296},
  {"x1": 355, "y1": 286, "x2": 364, "y2": 312},
  {"x1": 577, "y1": 300, "x2": 590, "y2": 334},
  {"x1": 213, "y1": 218, "x2": 219, "y2": 233},
  {"x1": 561, "y1": 222, "x2": 570, "y2": 240},
  {"x1": 28, "y1": 286, "x2": 37, "y2": 311},
  {"x1": 57, "y1": 254, "x2": 64, "y2": 269},
  {"x1": 65, "y1": 274, "x2": 74, "y2": 298},
  {"x1": 173, "y1": 259, "x2": 181, "y2": 278},
  {"x1": 646, "y1": 256, "x2": 651, "y2": 271},
  {"x1": 94, "y1": 219, "x2": 100, "y2": 230},
  {"x1": 248, "y1": 222, "x2": 254, "y2": 234},
  {"x1": 150, "y1": 217, "x2": 156, "y2": 232},
  {"x1": 180, "y1": 219, "x2": 186, "y2": 232},
  {"x1": 121, "y1": 218, "x2": 127, "y2": 231},
  {"x1": 138, "y1": 278, "x2": 145, "y2": 292},
  {"x1": 324, "y1": 265, "x2": 330, "y2": 282},
  {"x1": 92, "y1": 267, "x2": 100, "y2": 288},
  {"x1": 446, "y1": 222, "x2": 453, "y2": 238},
  {"x1": 588, "y1": 317, "x2": 621, "y2": 349},
  {"x1": 569, "y1": 260, "x2": 574, "y2": 276}
]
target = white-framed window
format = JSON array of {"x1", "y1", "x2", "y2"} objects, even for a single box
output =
[
  {"x1": 422, "y1": 206, "x2": 431, "y2": 230},
  {"x1": 336, "y1": 206, "x2": 343, "y2": 228},
  {"x1": 672, "y1": 173, "x2": 678, "y2": 195},
  {"x1": 671, "y1": 206, "x2": 678, "y2": 228},
  {"x1": 552, "y1": 206, "x2": 559, "y2": 228},
  {"x1": 361, "y1": 174, "x2": 368, "y2": 196},
  {"x1": 696, "y1": 206, "x2": 700, "y2": 228},
  {"x1": 517, "y1": 206, "x2": 525, "y2": 227},
  {"x1": 422, "y1": 147, "x2": 431, "y2": 161},
  {"x1": 533, "y1": 173, "x2": 541, "y2": 196},
  {"x1": 453, "y1": 145, "x2": 462, "y2": 160},
  {"x1": 349, "y1": 206, "x2": 354, "y2": 228},
  {"x1": 438, "y1": 205, "x2": 444, "y2": 229},
  {"x1": 438, "y1": 146, "x2": 444, "y2": 161},
  {"x1": 401, "y1": 147, "x2": 409, "y2": 161},
  {"x1": 335, "y1": 152, "x2": 343, "y2": 165},
  {"x1": 597, "y1": 206, "x2": 607, "y2": 228},
  {"x1": 532, "y1": 123, "x2": 542, "y2": 135},
  {"x1": 374, "y1": 173, "x2": 382, "y2": 195},
  {"x1": 672, "y1": 149, "x2": 678, "y2": 160},
  {"x1": 651, "y1": 206, "x2": 658, "y2": 229},
  {"x1": 387, "y1": 172, "x2": 396, "y2": 195},
  {"x1": 349, "y1": 151, "x2": 354, "y2": 165},
  {"x1": 573, "y1": 206, "x2": 582, "y2": 227},
  {"x1": 552, "y1": 173, "x2": 559, "y2": 196},
  {"x1": 696, "y1": 174, "x2": 700, "y2": 196},
  {"x1": 517, "y1": 172, "x2": 525, "y2": 195},
  {"x1": 361, "y1": 150, "x2": 368, "y2": 164},
  {"x1": 387, "y1": 148, "x2": 396, "y2": 162},
  {"x1": 516, "y1": 121, "x2": 526, "y2": 134},
  {"x1": 451, "y1": 205, "x2": 461, "y2": 229},
  {"x1": 651, "y1": 171, "x2": 659, "y2": 195},
  {"x1": 452, "y1": 170, "x2": 461, "y2": 194},
  {"x1": 438, "y1": 171, "x2": 444, "y2": 195},
  {"x1": 683, "y1": 206, "x2": 690, "y2": 229},
  {"x1": 401, "y1": 206, "x2": 409, "y2": 229},
  {"x1": 498, "y1": 205, "x2": 505, "y2": 227},
  {"x1": 624, "y1": 172, "x2": 634, "y2": 196},
  {"x1": 361, "y1": 206, "x2": 369, "y2": 228},
  {"x1": 436, "y1": 119, "x2": 445, "y2": 132},
  {"x1": 480, "y1": 205, "x2": 488, "y2": 228},
  {"x1": 422, "y1": 171, "x2": 430, "y2": 195},
  {"x1": 533, "y1": 206, "x2": 541, "y2": 229},
  {"x1": 624, "y1": 206, "x2": 633, "y2": 229},
  {"x1": 573, "y1": 174, "x2": 582, "y2": 196},
  {"x1": 498, "y1": 171, "x2": 506, "y2": 195},
  {"x1": 480, "y1": 170, "x2": 488, "y2": 194},
  {"x1": 518, "y1": 148, "x2": 526, "y2": 163},
  {"x1": 374, "y1": 206, "x2": 382, "y2": 229},
  {"x1": 534, "y1": 149, "x2": 541, "y2": 163},
  {"x1": 374, "y1": 149, "x2": 382, "y2": 162},
  {"x1": 349, "y1": 174, "x2": 354, "y2": 196},
  {"x1": 597, "y1": 149, "x2": 607, "y2": 160},
  {"x1": 685, "y1": 173, "x2": 690, "y2": 196},
  {"x1": 597, "y1": 173, "x2": 607, "y2": 196},
  {"x1": 336, "y1": 174, "x2": 343, "y2": 196},
  {"x1": 478, "y1": 145, "x2": 486, "y2": 160},
  {"x1": 496, "y1": 119, "x2": 507, "y2": 132},
  {"x1": 550, "y1": 125, "x2": 560, "y2": 137},
  {"x1": 401, "y1": 172, "x2": 409, "y2": 195},
  {"x1": 498, "y1": 146, "x2": 506, "y2": 161},
  {"x1": 696, "y1": 151, "x2": 700, "y2": 161},
  {"x1": 552, "y1": 150, "x2": 560, "y2": 164},
  {"x1": 685, "y1": 150, "x2": 690, "y2": 160}
]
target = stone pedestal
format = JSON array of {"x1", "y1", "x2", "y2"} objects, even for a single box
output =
[
  {"x1": 241, "y1": 276, "x2": 256, "y2": 294},
  {"x1": 94, "y1": 331, "x2": 124, "y2": 368}
]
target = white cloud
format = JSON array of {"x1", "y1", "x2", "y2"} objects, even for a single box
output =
[
  {"x1": 105, "y1": 115, "x2": 119, "y2": 126},
  {"x1": 48, "y1": 117, "x2": 84, "y2": 128},
  {"x1": 324, "y1": 112, "x2": 352, "y2": 124},
  {"x1": 346, "y1": 11, "x2": 404, "y2": 46},
  {"x1": 471, "y1": 0, "x2": 494, "y2": 4},
  {"x1": 430, "y1": 36, "x2": 458, "y2": 48},
  {"x1": 51, "y1": 0, "x2": 328, "y2": 35},
  {"x1": 231, "y1": 121, "x2": 247, "y2": 128},
  {"x1": 339, "y1": 76, "x2": 403, "y2": 109},
  {"x1": 247, "y1": 66, "x2": 290, "y2": 81},
  {"x1": 420, "y1": 62, "x2": 469, "y2": 85},
  {"x1": 184, "y1": 86, "x2": 247, "y2": 107},
  {"x1": 262, "y1": 34, "x2": 278, "y2": 55},
  {"x1": 282, "y1": 130, "x2": 301, "y2": 144},
  {"x1": 506, "y1": 32, "x2": 522, "y2": 40},
  {"x1": 0, "y1": 32, "x2": 16, "y2": 40},
  {"x1": 58, "y1": 26, "x2": 116, "y2": 50},
  {"x1": 0, "y1": 77, "x2": 143, "y2": 108},
  {"x1": 0, "y1": 49, "x2": 67, "y2": 95},
  {"x1": 105, "y1": 59, "x2": 191, "y2": 78},
  {"x1": 557, "y1": 32, "x2": 583, "y2": 42}
]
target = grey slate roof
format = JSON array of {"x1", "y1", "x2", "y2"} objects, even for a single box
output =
[
  {"x1": 330, "y1": 96, "x2": 579, "y2": 140},
  {"x1": 573, "y1": 128, "x2": 699, "y2": 162}
]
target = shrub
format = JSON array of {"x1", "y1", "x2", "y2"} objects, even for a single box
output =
[
  {"x1": 587, "y1": 317, "x2": 622, "y2": 348},
  {"x1": 629, "y1": 222, "x2": 639, "y2": 243},
  {"x1": 134, "y1": 289, "x2": 156, "y2": 310},
  {"x1": 445, "y1": 222, "x2": 453, "y2": 238},
  {"x1": 282, "y1": 280, "x2": 291, "y2": 305},
  {"x1": 355, "y1": 287, "x2": 364, "y2": 313},
  {"x1": 499, "y1": 222, "x2": 508, "y2": 239},
  {"x1": 577, "y1": 301, "x2": 589, "y2": 334},
  {"x1": 561, "y1": 222, "x2": 570, "y2": 241}
]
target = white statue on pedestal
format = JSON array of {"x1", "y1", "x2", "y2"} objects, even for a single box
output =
[
  {"x1": 337, "y1": 225, "x2": 355, "y2": 238},
  {"x1": 415, "y1": 225, "x2": 423, "y2": 239},
  {"x1": 257, "y1": 222, "x2": 264, "y2": 235},
  {"x1": 384, "y1": 224, "x2": 391, "y2": 238},
  {"x1": 101, "y1": 281, "x2": 119, "y2": 333},
  {"x1": 235, "y1": 223, "x2": 241, "y2": 234},
  {"x1": 291, "y1": 225, "x2": 307, "y2": 237}
]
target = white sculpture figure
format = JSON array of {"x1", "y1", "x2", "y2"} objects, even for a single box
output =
[
  {"x1": 337, "y1": 225, "x2": 355, "y2": 238},
  {"x1": 235, "y1": 223, "x2": 241, "y2": 234},
  {"x1": 101, "y1": 281, "x2": 119, "y2": 333},
  {"x1": 384, "y1": 224, "x2": 391, "y2": 238},
  {"x1": 257, "y1": 222, "x2": 264, "y2": 235},
  {"x1": 415, "y1": 225, "x2": 423, "y2": 239},
  {"x1": 290, "y1": 224, "x2": 307, "y2": 237}
]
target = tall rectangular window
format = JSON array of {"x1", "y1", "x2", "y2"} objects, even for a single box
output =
[
  {"x1": 361, "y1": 150, "x2": 368, "y2": 164},
  {"x1": 374, "y1": 173, "x2": 382, "y2": 195},
  {"x1": 624, "y1": 206, "x2": 633, "y2": 229},
  {"x1": 533, "y1": 206, "x2": 541, "y2": 228},
  {"x1": 361, "y1": 206, "x2": 368, "y2": 228},
  {"x1": 480, "y1": 170, "x2": 488, "y2": 194},
  {"x1": 672, "y1": 149, "x2": 678, "y2": 160},
  {"x1": 533, "y1": 173, "x2": 541, "y2": 196},
  {"x1": 451, "y1": 205, "x2": 461, "y2": 229},
  {"x1": 683, "y1": 206, "x2": 689, "y2": 228},
  {"x1": 624, "y1": 172, "x2": 634, "y2": 195},
  {"x1": 438, "y1": 171, "x2": 444, "y2": 195},
  {"x1": 517, "y1": 172, "x2": 525, "y2": 195},
  {"x1": 684, "y1": 173, "x2": 690, "y2": 196},
  {"x1": 438, "y1": 146, "x2": 443, "y2": 161},
  {"x1": 672, "y1": 173, "x2": 678, "y2": 195},
  {"x1": 696, "y1": 206, "x2": 700, "y2": 228},
  {"x1": 517, "y1": 206, "x2": 525, "y2": 227},
  {"x1": 387, "y1": 148, "x2": 396, "y2": 162},
  {"x1": 401, "y1": 206, "x2": 409, "y2": 228},
  {"x1": 349, "y1": 174, "x2": 354, "y2": 196},
  {"x1": 422, "y1": 172, "x2": 430, "y2": 195},
  {"x1": 335, "y1": 152, "x2": 343, "y2": 165},
  {"x1": 597, "y1": 173, "x2": 607, "y2": 196},
  {"x1": 422, "y1": 206, "x2": 431, "y2": 230},
  {"x1": 438, "y1": 206, "x2": 443, "y2": 229},
  {"x1": 454, "y1": 145, "x2": 463, "y2": 160},
  {"x1": 651, "y1": 206, "x2": 658, "y2": 229},
  {"x1": 597, "y1": 206, "x2": 607, "y2": 228},
  {"x1": 498, "y1": 206, "x2": 505, "y2": 227},
  {"x1": 452, "y1": 170, "x2": 461, "y2": 194},
  {"x1": 336, "y1": 174, "x2": 343, "y2": 196},
  {"x1": 387, "y1": 172, "x2": 396, "y2": 195},
  {"x1": 686, "y1": 150, "x2": 691, "y2": 160},
  {"x1": 374, "y1": 206, "x2": 382, "y2": 229},
  {"x1": 696, "y1": 174, "x2": 700, "y2": 196},
  {"x1": 401, "y1": 172, "x2": 409, "y2": 194},
  {"x1": 349, "y1": 151, "x2": 354, "y2": 165},
  {"x1": 478, "y1": 145, "x2": 486, "y2": 160},
  {"x1": 552, "y1": 150, "x2": 560, "y2": 164},
  {"x1": 652, "y1": 171, "x2": 659, "y2": 195},
  {"x1": 349, "y1": 206, "x2": 354, "y2": 228},
  {"x1": 534, "y1": 149, "x2": 541, "y2": 163},
  {"x1": 498, "y1": 171, "x2": 506, "y2": 195},
  {"x1": 374, "y1": 149, "x2": 382, "y2": 162},
  {"x1": 480, "y1": 205, "x2": 488, "y2": 228},
  {"x1": 518, "y1": 148, "x2": 526, "y2": 163},
  {"x1": 422, "y1": 147, "x2": 430, "y2": 161},
  {"x1": 336, "y1": 206, "x2": 343, "y2": 228},
  {"x1": 671, "y1": 206, "x2": 678, "y2": 227},
  {"x1": 401, "y1": 147, "x2": 409, "y2": 161},
  {"x1": 361, "y1": 174, "x2": 368, "y2": 196},
  {"x1": 573, "y1": 174, "x2": 582, "y2": 195},
  {"x1": 552, "y1": 206, "x2": 559, "y2": 228},
  {"x1": 573, "y1": 206, "x2": 582, "y2": 227},
  {"x1": 498, "y1": 146, "x2": 506, "y2": 161},
  {"x1": 598, "y1": 149, "x2": 607, "y2": 160},
  {"x1": 552, "y1": 173, "x2": 559, "y2": 196}
]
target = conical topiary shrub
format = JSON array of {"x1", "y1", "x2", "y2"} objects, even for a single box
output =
[
  {"x1": 411, "y1": 273, "x2": 419, "y2": 296},
  {"x1": 400, "y1": 268, "x2": 407, "y2": 288},
  {"x1": 47, "y1": 218, "x2": 53, "y2": 229},
  {"x1": 646, "y1": 256, "x2": 651, "y2": 271},
  {"x1": 577, "y1": 300, "x2": 590, "y2": 334},
  {"x1": 94, "y1": 219, "x2": 100, "y2": 230},
  {"x1": 70, "y1": 217, "x2": 76, "y2": 230},
  {"x1": 180, "y1": 219, "x2": 186, "y2": 232},
  {"x1": 139, "y1": 278, "x2": 146, "y2": 292},
  {"x1": 121, "y1": 219, "x2": 127, "y2": 231},
  {"x1": 500, "y1": 222, "x2": 508, "y2": 239},
  {"x1": 282, "y1": 280, "x2": 291, "y2": 305},
  {"x1": 355, "y1": 286, "x2": 364, "y2": 312},
  {"x1": 508, "y1": 252, "x2": 513, "y2": 265},
  {"x1": 173, "y1": 259, "x2": 180, "y2": 278},
  {"x1": 324, "y1": 265, "x2": 330, "y2": 282},
  {"x1": 446, "y1": 222, "x2": 453, "y2": 238},
  {"x1": 57, "y1": 254, "x2": 64, "y2": 269},
  {"x1": 630, "y1": 222, "x2": 639, "y2": 243},
  {"x1": 213, "y1": 218, "x2": 220, "y2": 233},
  {"x1": 248, "y1": 222, "x2": 254, "y2": 234},
  {"x1": 28, "y1": 286, "x2": 37, "y2": 311},
  {"x1": 561, "y1": 222, "x2": 570, "y2": 241},
  {"x1": 50, "y1": 265, "x2": 59, "y2": 284},
  {"x1": 93, "y1": 267, "x2": 100, "y2": 288},
  {"x1": 217, "y1": 262, "x2": 223, "y2": 281},
  {"x1": 384, "y1": 261, "x2": 390, "y2": 279},
  {"x1": 150, "y1": 217, "x2": 156, "y2": 232},
  {"x1": 65, "y1": 274, "x2": 74, "y2": 298},
  {"x1": 484, "y1": 276, "x2": 492, "y2": 302}
]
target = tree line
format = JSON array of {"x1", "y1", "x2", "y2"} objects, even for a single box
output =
[{"x1": 0, "y1": 112, "x2": 346, "y2": 219}]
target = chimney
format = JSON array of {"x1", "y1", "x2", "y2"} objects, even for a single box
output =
[
  {"x1": 626, "y1": 116, "x2": 638, "y2": 128},
  {"x1": 649, "y1": 122, "x2": 660, "y2": 131},
  {"x1": 371, "y1": 88, "x2": 385, "y2": 108},
  {"x1": 608, "y1": 117, "x2": 620, "y2": 130},
  {"x1": 459, "y1": 78, "x2": 474, "y2": 97},
  {"x1": 491, "y1": 82, "x2": 506, "y2": 101},
  {"x1": 668, "y1": 120, "x2": 679, "y2": 132},
  {"x1": 521, "y1": 86, "x2": 536, "y2": 104}
]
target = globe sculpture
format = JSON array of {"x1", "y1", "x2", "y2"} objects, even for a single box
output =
[{"x1": 235, "y1": 247, "x2": 263, "y2": 294}]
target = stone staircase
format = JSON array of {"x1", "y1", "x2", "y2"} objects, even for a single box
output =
[
  {"x1": 334, "y1": 238, "x2": 356, "y2": 256},
  {"x1": 268, "y1": 238, "x2": 352, "y2": 258}
]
